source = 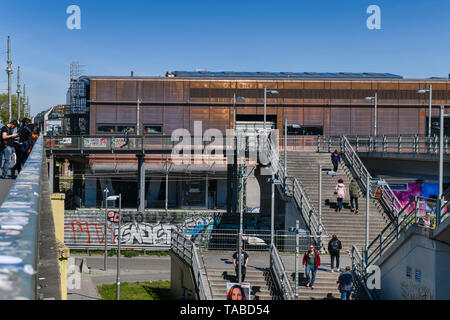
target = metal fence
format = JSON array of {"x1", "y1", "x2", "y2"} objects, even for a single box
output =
[
  {"x1": 0, "y1": 136, "x2": 44, "y2": 300},
  {"x1": 193, "y1": 229, "x2": 322, "y2": 253},
  {"x1": 270, "y1": 244, "x2": 295, "y2": 300}
]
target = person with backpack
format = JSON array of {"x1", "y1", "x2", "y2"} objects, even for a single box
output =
[
  {"x1": 13, "y1": 118, "x2": 33, "y2": 174},
  {"x1": 337, "y1": 266, "x2": 354, "y2": 300},
  {"x1": 328, "y1": 235, "x2": 342, "y2": 272},
  {"x1": 349, "y1": 179, "x2": 360, "y2": 214},
  {"x1": 335, "y1": 179, "x2": 347, "y2": 212},
  {"x1": 1, "y1": 120, "x2": 19, "y2": 179},
  {"x1": 331, "y1": 149, "x2": 341, "y2": 173},
  {"x1": 302, "y1": 245, "x2": 321, "y2": 289}
]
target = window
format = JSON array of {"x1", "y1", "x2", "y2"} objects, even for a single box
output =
[
  {"x1": 97, "y1": 124, "x2": 116, "y2": 133},
  {"x1": 96, "y1": 124, "x2": 136, "y2": 134},
  {"x1": 285, "y1": 124, "x2": 323, "y2": 136},
  {"x1": 144, "y1": 125, "x2": 163, "y2": 134}
]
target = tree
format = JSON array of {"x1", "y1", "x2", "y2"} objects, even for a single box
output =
[{"x1": 0, "y1": 93, "x2": 30, "y2": 123}]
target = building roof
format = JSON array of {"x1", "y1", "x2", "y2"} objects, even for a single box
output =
[{"x1": 166, "y1": 71, "x2": 404, "y2": 80}]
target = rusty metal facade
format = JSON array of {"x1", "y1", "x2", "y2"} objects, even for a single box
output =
[{"x1": 88, "y1": 77, "x2": 450, "y2": 137}]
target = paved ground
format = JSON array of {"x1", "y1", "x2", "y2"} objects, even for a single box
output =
[
  {"x1": 0, "y1": 179, "x2": 14, "y2": 205},
  {"x1": 68, "y1": 250, "x2": 353, "y2": 300},
  {"x1": 67, "y1": 255, "x2": 171, "y2": 300}
]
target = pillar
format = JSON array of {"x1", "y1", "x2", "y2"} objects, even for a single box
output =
[{"x1": 51, "y1": 193, "x2": 70, "y2": 300}]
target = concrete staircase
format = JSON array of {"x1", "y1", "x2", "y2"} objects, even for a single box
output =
[
  {"x1": 203, "y1": 268, "x2": 276, "y2": 300},
  {"x1": 288, "y1": 267, "x2": 341, "y2": 300},
  {"x1": 282, "y1": 151, "x2": 393, "y2": 253}
]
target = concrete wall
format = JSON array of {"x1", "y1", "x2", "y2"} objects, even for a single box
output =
[
  {"x1": 377, "y1": 227, "x2": 450, "y2": 300},
  {"x1": 246, "y1": 166, "x2": 261, "y2": 213},
  {"x1": 169, "y1": 251, "x2": 197, "y2": 300}
]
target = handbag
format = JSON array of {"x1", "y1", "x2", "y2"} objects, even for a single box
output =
[{"x1": 10, "y1": 151, "x2": 16, "y2": 168}]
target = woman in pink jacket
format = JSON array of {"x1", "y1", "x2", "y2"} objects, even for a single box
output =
[{"x1": 335, "y1": 179, "x2": 346, "y2": 212}]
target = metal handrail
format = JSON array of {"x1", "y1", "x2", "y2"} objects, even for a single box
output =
[
  {"x1": 262, "y1": 134, "x2": 324, "y2": 247},
  {"x1": 365, "y1": 196, "x2": 435, "y2": 267},
  {"x1": 170, "y1": 230, "x2": 211, "y2": 300},
  {"x1": 270, "y1": 244, "x2": 295, "y2": 300},
  {"x1": 351, "y1": 245, "x2": 374, "y2": 300},
  {"x1": 339, "y1": 136, "x2": 403, "y2": 222}
]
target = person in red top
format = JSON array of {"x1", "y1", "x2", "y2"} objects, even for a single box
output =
[{"x1": 302, "y1": 245, "x2": 321, "y2": 289}]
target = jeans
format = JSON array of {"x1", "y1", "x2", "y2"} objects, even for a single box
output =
[
  {"x1": 331, "y1": 253, "x2": 340, "y2": 269},
  {"x1": 305, "y1": 265, "x2": 317, "y2": 286},
  {"x1": 351, "y1": 197, "x2": 359, "y2": 210},
  {"x1": 235, "y1": 266, "x2": 246, "y2": 282},
  {"x1": 333, "y1": 162, "x2": 339, "y2": 172},
  {"x1": 341, "y1": 290, "x2": 351, "y2": 300},
  {"x1": 337, "y1": 198, "x2": 344, "y2": 210},
  {"x1": 2, "y1": 146, "x2": 13, "y2": 177}
]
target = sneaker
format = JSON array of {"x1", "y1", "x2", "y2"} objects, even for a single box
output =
[
  {"x1": 356, "y1": 210, "x2": 359, "y2": 214},
  {"x1": 331, "y1": 269, "x2": 334, "y2": 273},
  {"x1": 306, "y1": 282, "x2": 311, "y2": 287}
]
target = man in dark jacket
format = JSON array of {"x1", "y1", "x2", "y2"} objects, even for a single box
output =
[
  {"x1": 331, "y1": 150, "x2": 341, "y2": 172},
  {"x1": 328, "y1": 235, "x2": 342, "y2": 272},
  {"x1": 302, "y1": 245, "x2": 321, "y2": 289}
]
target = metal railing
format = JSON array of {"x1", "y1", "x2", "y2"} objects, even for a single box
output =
[
  {"x1": 365, "y1": 196, "x2": 437, "y2": 267},
  {"x1": 351, "y1": 245, "x2": 375, "y2": 300},
  {"x1": 270, "y1": 244, "x2": 295, "y2": 300},
  {"x1": 194, "y1": 229, "x2": 320, "y2": 253},
  {"x1": 0, "y1": 136, "x2": 44, "y2": 300},
  {"x1": 261, "y1": 134, "x2": 325, "y2": 249},
  {"x1": 171, "y1": 230, "x2": 212, "y2": 300},
  {"x1": 337, "y1": 136, "x2": 403, "y2": 222}
]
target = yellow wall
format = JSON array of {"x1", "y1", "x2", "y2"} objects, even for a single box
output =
[{"x1": 51, "y1": 193, "x2": 70, "y2": 300}]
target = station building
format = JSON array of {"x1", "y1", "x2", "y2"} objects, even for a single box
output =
[{"x1": 61, "y1": 71, "x2": 450, "y2": 210}]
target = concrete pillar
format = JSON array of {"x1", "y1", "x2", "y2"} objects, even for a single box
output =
[
  {"x1": 51, "y1": 193, "x2": 70, "y2": 300},
  {"x1": 138, "y1": 156, "x2": 146, "y2": 212}
]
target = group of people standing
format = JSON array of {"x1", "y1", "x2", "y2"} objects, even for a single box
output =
[
  {"x1": 0, "y1": 118, "x2": 38, "y2": 179},
  {"x1": 331, "y1": 150, "x2": 360, "y2": 214}
]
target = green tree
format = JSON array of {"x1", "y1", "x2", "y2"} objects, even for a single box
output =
[{"x1": 0, "y1": 93, "x2": 30, "y2": 123}]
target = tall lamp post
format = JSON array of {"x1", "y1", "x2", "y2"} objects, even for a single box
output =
[
  {"x1": 107, "y1": 194, "x2": 122, "y2": 300},
  {"x1": 318, "y1": 166, "x2": 336, "y2": 251},
  {"x1": 103, "y1": 188, "x2": 110, "y2": 271},
  {"x1": 264, "y1": 87, "x2": 279, "y2": 130},
  {"x1": 418, "y1": 86, "x2": 433, "y2": 137},
  {"x1": 365, "y1": 93, "x2": 378, "y2": 136},
  {"x1": 288, "y1": 220, "x2": 301, "y2": 300},
  {"x1": 238, "y1": 163, "x2": 248, "y2": 284}
]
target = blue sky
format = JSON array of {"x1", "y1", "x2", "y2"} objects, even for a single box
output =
[{"x1": 1, "y1": 0, "x2": 449, "y2": 115}]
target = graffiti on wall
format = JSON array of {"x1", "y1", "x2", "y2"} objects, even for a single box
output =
[
  {"x1": 400, "y1": 281, "x2": 434, "y2": 300},
  {"x1": 64, "y1": 210, "x2": 223, "y2": 247}
]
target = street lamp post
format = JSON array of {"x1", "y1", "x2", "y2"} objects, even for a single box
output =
[
  {"x1": 418, "y1": 86, "x2": 433, "y2": 138},
  {"x1": 365, "y1": 93, "x2": 378, "y2": 136},
  {"x1": 107, "y1": 194, "x2": 122, "y2": 300},
  {"x1": 438, "y1": 105, "x2": 449, "y2": 226},
  {"x1": 103, "y1": 188, "x2": 110, "y2": 271},
  {"x1": 263, "y1": 87, "x2": 279, "y2": 130},
  {"x1": 137, "y1": 98, "x2": 141, "y2": 136},
  {"x1": 288, "y1": 221, "x2": 300, "y2": 300}
]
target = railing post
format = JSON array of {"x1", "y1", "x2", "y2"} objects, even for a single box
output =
[
  {"x1": 427, "y1": 136, "x2": 431, "y2": 154},
  {"x1": 317, "y1": 136, "x2": 321, "y2": 153},
  {"x1": 379, "y1": 231, "x2": 383, "y2": 258},
  {"x1": 398, "y1": 135, "x2": 402, "y2": 153},
  {"x1": 383, "y1": 135, "x2": 387, "y2": 153},
  {"x1": 328, "y1": 137, "x2": 331, "y2": 153}
]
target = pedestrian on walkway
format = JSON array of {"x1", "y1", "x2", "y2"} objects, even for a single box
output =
[
  {"x1": 120, "y1": 128, "x2": 130, "y2": 149},
  {"x1": 232, "y1": 246, "x2": 249, "y2": 283},
  {"x1": 349, "y1": 179, "x2": 360, "y2": 214},
  {"x1": 331, "y1": 150, "x2": 341, "y2": 173},
  {"x1": 1, "y1": 120, "x2": 19, "y2": 179},
  {"x1": 302, "y1": 245, "x2": 320, "y2": 289},
  {"x1": 328, "y1": 235, "x2": 342, "y2": 272},
  {"x1": 423, "y1": 210, "x2": 432, "y2": 228},
  {"x1": 337, "y1": 266, "x2": 354, "y2": 300},
  {"x1": 335, "y1": 179, "x2": 347, "y2": 212}
]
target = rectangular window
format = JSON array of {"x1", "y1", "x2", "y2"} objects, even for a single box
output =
[
  {"x1": 415, "y1": 269, "x2": 421, "y2": 282},
  {"x1": 144, "y1": 125, "x2": 163, "y2": 134},
  {"x1": 406, "y1": 266, "x2": 412, "y2": 278},
  {"x1": 285, "y1": 124, "x2": 323, "y2": 136},
  {"x1": 97, "y1": 124, "x2": 116, "y2": 133},
  {"x1": 96, "y1": 124, "x2": 136, "y2": 134},
  {"x1": 427, "y1": 117, "x2": 450, "y2": 137}
]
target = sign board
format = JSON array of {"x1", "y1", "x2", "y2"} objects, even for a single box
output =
[
  {"x1": 83, "y1": 138, "x2": 107, "y2": 148},
  {"x1": 226, "y1": 282, "x2": 251, "y2": 301}
]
